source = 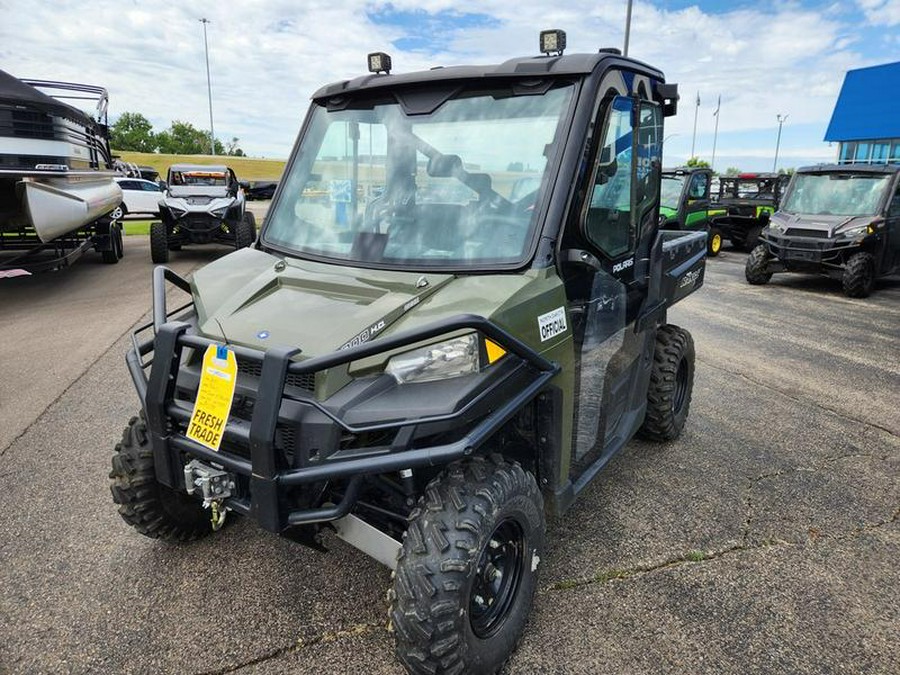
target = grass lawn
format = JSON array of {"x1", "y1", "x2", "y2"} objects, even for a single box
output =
[
  {"x1": 123, "y1": 220, "x2": 152, "y2": 236},
  {"x1": 114, "y1": 151, "x2": 286, "y2": 182}
]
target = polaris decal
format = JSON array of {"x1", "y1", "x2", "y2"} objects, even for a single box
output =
[
  {"x1": 538, "y1": 307, "x2": 568, "y2": 342},
  {"x1": 612, "y1": 257, "x2": 634, "y2": 274}
]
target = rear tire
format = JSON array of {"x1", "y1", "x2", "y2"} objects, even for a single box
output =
[
  {"x1": 743, "y1": 224, "x2": 764, "y2": 251},
  {"x1": 842, "y1": 252, "x2": 876, "y2": 298},
  {"x1": 638, "y1": 324, "x2": 695, "y2": 442},
  {"x1": 707, "y1": 227, "x2": 723, "y2": 257},
  {"x1": 745, "y1": 245, "x2": 772, "y2": 285},
  {"x1": 235, "y1": 211, "x2": 256, "y2": 249},
  {"x1": 390, "y1": 456, "x2": 545, "y2": 675},
  {"x1": 150, "y1": 221, "x2": 169, "y2": 263},
  {"x1": 109, "y1": 413, "x2": 213, "y2": 542}
]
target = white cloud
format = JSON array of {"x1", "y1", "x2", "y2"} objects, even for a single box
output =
[
  {"x1": 856, "y1": 0, "x2": 900, "y2": 26},
  {"x1": 0, "y1": 0, "x2": 881, "y2": 160}
]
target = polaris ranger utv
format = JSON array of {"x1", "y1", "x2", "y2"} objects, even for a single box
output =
[
  {"x1": 151, "y1": 164, "x2": 256, "y2": 263},
  {"x1": 746, "y1": 163, "x2": 900, "y2": 297},
  {"x1": 659, "y1": 166, "x2": 727, "y2": 256},
  {"x1": 711, "y1": 172, "x2": 789, "y2": 250},
  {"x1": 110, "y1": 33, "x2": 705, "y2": 674}
]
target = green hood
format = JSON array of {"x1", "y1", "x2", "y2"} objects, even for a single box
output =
[{"x1": 189, "y1": 248, "x2": 548, "y2": 359}]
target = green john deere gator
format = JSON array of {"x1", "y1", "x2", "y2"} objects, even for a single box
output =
[{"x1": 659, "y1": 166, "x2": 727, "y2": 256}]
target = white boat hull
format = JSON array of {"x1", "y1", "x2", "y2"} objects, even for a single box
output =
[{"x1": 21, "y1": 176, "x2": 122, "y2": 242}]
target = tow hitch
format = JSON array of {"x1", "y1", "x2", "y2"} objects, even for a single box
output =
[{"x1": 183, "y1": 459, "x2": 235, "y2": 531}]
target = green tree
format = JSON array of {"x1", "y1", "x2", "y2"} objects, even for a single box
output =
[
  {"x1": 156, "y1": 120, "x2": 217, "y2": 154},
  {"x1": 777, "y1": 167, "x2": 795, "y2": 176},
  {"x1": 225, "y1": 136, "x2": 245, "y2": 156},
  {"x1": 724, "y1": 166, "x2": 741, "y2": 176},
  {"x1": 686, "y1": 157, "x2": 710, "y2": 168},
  {"x1": 110, "y1": 112, "x2": 156, "y2": 152}
]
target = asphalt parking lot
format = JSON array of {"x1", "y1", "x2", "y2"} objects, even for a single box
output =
[{"x1": 1, "y1": 229, "x2": 897, "y2": 674}]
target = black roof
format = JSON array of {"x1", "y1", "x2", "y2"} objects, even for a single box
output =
[
  {"x1": 312, "y1": 52, "x2": 664, "y2": 100},
  {"x1": 662, "y1": 166, "x2": 709, "y2": 175},
  {"x1": 0, "y1": 69, "x2": 95, "y2": 127},
  {"x1": 796, "y1": 163, "x2": 900, "y2": 175}
]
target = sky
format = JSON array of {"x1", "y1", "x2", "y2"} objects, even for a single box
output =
[{"x1": 1, "y1": 0, "x2": 898, "y2": 171}]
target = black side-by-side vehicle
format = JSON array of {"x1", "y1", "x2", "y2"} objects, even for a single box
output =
[{"x1": 746, "y1": 163, "x2": 900, "y2": 297}]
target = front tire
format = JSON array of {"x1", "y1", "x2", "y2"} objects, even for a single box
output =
[
  {"x1": 842, "y1": 252, "x2": 876, "y2": 298},
  {"x1": 109, "y1": 413, "x2": 213, "y2": 542},
  {"x1": 638, "y1": 324, "x2": 695, "y2": 442},
  {"x1": 150, "y1": 221, "x2": 169, "y2": 263},
  {"x1": 745, "y1": 244, "x2": 773, "y2": 285},
  {"x1": 390, "y1": 456, "x2": 545, "y2": 675},
  {"x1": 235, "y1": 211, "x2": 256, "y2": 249}
]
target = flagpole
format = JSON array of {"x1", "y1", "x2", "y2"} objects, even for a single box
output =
[
  {"x1": 691, "y1": 92, "x2": 700, "y2": 159},
  {"x1": 711, "y1": 95, "x2": 721, "y2": 171}
]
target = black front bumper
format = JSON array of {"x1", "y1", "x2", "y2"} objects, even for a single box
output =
[
  {"x1": 127, "y1": 267, "x2": 560, "y2": 533},
  {"x1": 761, "y1": 231, "x2": 861, "y2": 274}
]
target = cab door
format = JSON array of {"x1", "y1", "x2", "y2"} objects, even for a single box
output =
[
  {"x1": 559, "y1": 92, "x2": 662, "y2": 479},
  {"x1": 683, "y1": 170, "x2": 711, "y2": 230}
]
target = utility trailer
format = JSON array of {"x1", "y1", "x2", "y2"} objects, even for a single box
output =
[{"x1": 0, "y1": 216, "x2": 123, "y2": 275}]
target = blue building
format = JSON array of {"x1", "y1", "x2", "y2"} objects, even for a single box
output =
[{"x1": 824, "y1": 61, "x2": 900, "y2": 164}]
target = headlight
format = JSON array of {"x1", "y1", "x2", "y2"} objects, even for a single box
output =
[
  {"x1": 838, "y1": 224, "x2": 869, "y2": 238},
  {"x1": 385, "y1": 334, "x2": 481, "y2": 384},
  {"x1": 166, "y1": 201, "x2": 188, "y2": 216},
  {"x1": 768, "y1": 221, "x2": 786, "y2": 233},
  {"x1": 210, "y1": 204, "x2": 230, "y2": 217}
]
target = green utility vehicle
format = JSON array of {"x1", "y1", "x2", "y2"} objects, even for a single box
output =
[
  {"x1": 110, "y1": 32, "x2": 706, "y2": 674},
  {"x1": 659, "y1": 166, "x2": 727, "y2": 255},
  {"x1": 711, "y1": 172, "x2": 790, "y2": 250},
  {"x1": 746, "y1": 164, "x2": 900, "y2": 297}
]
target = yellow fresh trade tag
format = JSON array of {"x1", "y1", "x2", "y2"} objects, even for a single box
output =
[{"x1": 187, "y1": 345, "x2": 237, "y2": 452}]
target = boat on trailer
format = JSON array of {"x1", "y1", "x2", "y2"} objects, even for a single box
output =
[{"x1": 0, "y1": 70, "x2": 123, "y2": 271}]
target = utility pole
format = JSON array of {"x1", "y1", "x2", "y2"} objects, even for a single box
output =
[
  {"x1": 690, "y1": 92, "x2": 700, "y2": 159},
  {"x1": 623, "y1": 0, "x2": 634, "y2": 56},
  {"x1": 711, "y1": 95, "x2": 721, "y2": 171},
  {"x1": 773, "y1": 113, "x2": 789, "y2": 172},
  {"x1": 200, "y1": 18, "x2": 215, "y2": 155}
]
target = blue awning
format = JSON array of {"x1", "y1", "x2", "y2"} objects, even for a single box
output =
[{"x1": 824, "y1": 61, "x2": 900, "y2": 142}]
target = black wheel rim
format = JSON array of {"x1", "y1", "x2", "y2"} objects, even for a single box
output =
[
  {"x1": 469, "y1": 518, "x2": 525, "y2": 638},
  {"x1": 673, "y1": 357, "x2": 688, "y2": 414}
]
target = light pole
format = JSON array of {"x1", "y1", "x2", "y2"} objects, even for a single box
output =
[
  {"x1": 711, "y1": 95, "x2": 721, "y2": 171},
  {"x1": 690, "y1": 92, "x2": 699, "y2": 159},
  {"x1": 200, "y1": 18, "x2": 215, "y2": 155},
  {"x1": 623, "y1": 0, "x2": 634, "y2": 56},
  {"x1": 773, "y1": 113, "x2": 789, "y2": 172}
]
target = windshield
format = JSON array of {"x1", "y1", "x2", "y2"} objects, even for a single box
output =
[
  {"x1": 263, "y1": 83, "x2": 575, "y2": 268},
  {"x1": 781, "y1": 173, "x2": 890, "y2": 216},
  {"x1": 660, "y1": 175, "x2": 684, "y2": 208},
  {"x1": 171, "y1": 170, "x2": 229, "y2": 187}
]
